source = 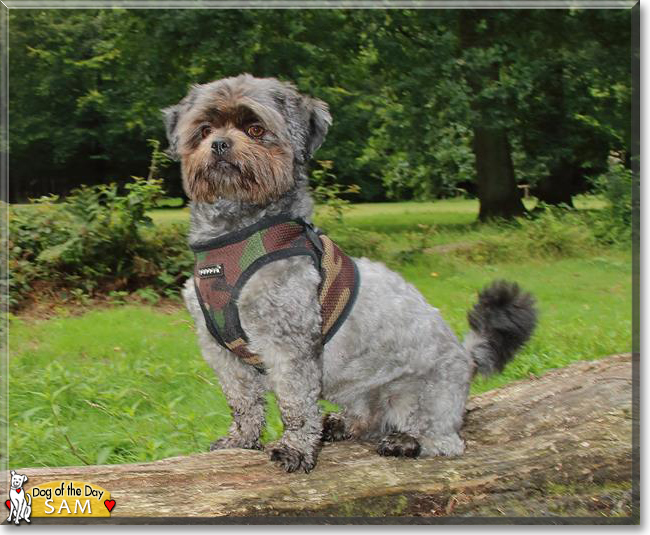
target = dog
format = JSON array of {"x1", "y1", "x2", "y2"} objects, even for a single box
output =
[
  {"x1": 7, "y1": 470, "x2": 31, "y2": 524},
  {"x1": 163, "y1": 74, "x2": 537, "y2": 473}
]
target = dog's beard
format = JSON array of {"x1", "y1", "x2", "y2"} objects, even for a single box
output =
[{"x1": 182, "y1": 144, "x2": 294, "y2": 205}]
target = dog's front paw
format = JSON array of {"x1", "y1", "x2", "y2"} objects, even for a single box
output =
[
  {"x1": 266, "y1": 442, "x2": 316, "y2": 473},
  {"x1": 377, "y1": 432, "x2": 421, "y2": 458},
  {"x1": 209, "y1": 435, "x2": 262, "y2": 452}
]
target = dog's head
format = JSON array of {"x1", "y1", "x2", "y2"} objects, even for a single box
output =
[
  {"x1": 162, "y1": 74, "x2": 331, "y2": 205},
  {"x1": 10, "y1": 470, "x2": 27, "y2": 489}
]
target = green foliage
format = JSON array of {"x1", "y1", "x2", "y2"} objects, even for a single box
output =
[
  {"x1": 455, "y1": 207, "x2": 599, "y2": 264},
  {"x1": 8, "y1": 9, "x2": 631, "y2": 209},
  {"x1": 324, "y1": 227, "x2": 388, "y2": 261},
  {"x1": 145, "y1": 138, "x2": 172, "y2": 181},
  {"x1": 317, "y1": 195, "x2": 613, "y2": 268},
  {"x1": 309, "y1": 160, "x2": 360, "y2": 225},
  {"x1": 8, "y1": 175, "x2": 192, "y2": 310},
  {"x1": 589, "y1": 153, "x2": 634, "y2": 245},
  {"x1": 310, "y1": 162, "x2": 386, "y2": 260},
  {"x1": 316, "y1": 196, "x2": 627, "y2": 269}
]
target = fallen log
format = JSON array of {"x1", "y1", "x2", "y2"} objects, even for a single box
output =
[{"x1": 6, "y1": 354, "x2": 637, "y2": 523}]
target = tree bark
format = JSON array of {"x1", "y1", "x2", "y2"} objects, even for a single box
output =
[
  {"x1": 473, "y1": 127, "x2": 526, "y2": 220},
  {"x1": 6, "y1": 354, "x2": 636, "y2": 523}
]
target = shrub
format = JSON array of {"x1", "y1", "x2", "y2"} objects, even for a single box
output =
[
  {"x1": 589, "y1": 153, "x2": 634, "y2": 245},
  {"x1": 311, "y1": 160, "x2": 361, "y2": 223},
  {"x1": 519, "y1": 206, "x2": 598, "y2": 258},
  {"x1": 311, "y1": 161, "x2": 388, "y2": 261},
  {"x1": 8, "y1": 177, "x2": 192, "y2": 310},
  {"x1": 455, "y1": 207, "x2": 598, "y2": 264}
]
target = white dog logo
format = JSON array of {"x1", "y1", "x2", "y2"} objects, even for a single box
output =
[{"x1": 7, "y1": 470, "x2": 31, "y2": 524}]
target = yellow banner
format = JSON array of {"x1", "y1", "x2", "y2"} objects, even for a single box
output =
[{"x1": 26, "y1": 481, "x2": 112, "y2": 518}]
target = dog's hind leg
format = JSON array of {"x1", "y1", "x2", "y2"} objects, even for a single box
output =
[
  {"x1": 415, "y1": 376, "x2": 470, "y2": 457},
  {"x1": 372, "y1": 353, "x2": 470, "y2": 459},
  {"x1": 371, "y1": 381, "x2": 424, "y2": 458},
  {"x1": 377, "y1": 432, "x2": 421, "y2": 457},
  {"x1": 321, "y1": 413, "x2": 351, "y2": 443}
]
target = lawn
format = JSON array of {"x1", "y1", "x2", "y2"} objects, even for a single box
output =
[
  {"x1": 146, "y1": 195, "x2": 606, "y2": 229},
  {"x1": 8, "y1": 197, "x2": 631, "y2": 468}
]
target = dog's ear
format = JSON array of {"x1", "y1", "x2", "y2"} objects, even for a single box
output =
[
  {"x1": 10, "y1": 470, "x2": 15, "y2": 476},
  {"x1": 162, "y1": 104, "x2": 182, "y2": 161},
  {"x1": 21, "y1": 475, "x2": 27, "y2": 484},
  {"x1": 270, "y1": 80, "x2": 331, "y2": 162},
  {"x1": 162, "y1": 86, "x2": 200, "y2": 161},
  {"x1": 302, "y1": 97, "x2": 332, "y2": 161}
]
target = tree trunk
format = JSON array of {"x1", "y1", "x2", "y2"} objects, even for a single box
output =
[
  {"x1": 533, "y1": 169, "x2": 575, "y2": 207},
  {"x1": 458, "y1": 11, "x2": 526, "y2": 221},
  {"x1": 533, "y1": 158, "x2": 596, "y2": 208},
  {"x1": 527, "y1": 61, "x2": 577, "y2": 208},
  {"x1": 6, "y1": 354, "x2": 636, "y2": 523},
  {"x1": 473, "y1": 127, "x2": 526, "y2": 220}
]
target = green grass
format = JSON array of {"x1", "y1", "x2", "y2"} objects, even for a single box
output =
[
  {"x1": 399, "y1": 253, "x2": 632, "y2": 393},
  {"x1": 145, "y1": 194, "x2": 606, "y2": 229},
  {"x1": 10, "y1": 193, "x2": 606, "y2": 228},
  {"x1": 8, "y1": 196, "x2": 631, "y2": 468},
  {"x1": 8, "y1": 306, "x2": 287, "y2": 468},
  {"x1": 145, "y1": 198, "x2": 485, "y2": 229},
  {"x1": 148, "y1": 206, "x2": 190, "y2": 225}
]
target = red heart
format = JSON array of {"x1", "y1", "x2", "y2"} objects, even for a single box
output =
[
  {"x1": 104, "y1": 499, "x2": 116, "y2": 512},
  {"x1": 16, "y1": 489, "x2": 21, "y2": 494},
  {"x1": 4, "y1": 500, "x2": 9, "y2": 509}
]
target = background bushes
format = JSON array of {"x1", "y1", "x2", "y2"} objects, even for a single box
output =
[{"x1": 8, "y1": 178, "x2": 192, "y2": 310}]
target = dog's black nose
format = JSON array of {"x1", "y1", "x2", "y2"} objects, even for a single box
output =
[{"x1": 211, "y1": 138, "x2": 230, "y2": 156}]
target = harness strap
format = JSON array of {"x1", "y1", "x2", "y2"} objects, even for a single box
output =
[{"x1": 191, "y1": 215, "x2": 359, "y2": 372}]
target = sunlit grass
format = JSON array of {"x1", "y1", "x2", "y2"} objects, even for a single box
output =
[{"x1": 8, "y1": 196, "x2": 631, "y2": 468}]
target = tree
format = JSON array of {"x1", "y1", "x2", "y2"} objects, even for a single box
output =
[
  {"x1": 457, "y1": 11, "x2": 527, "y2": 220},
  {"x1": 8, "y1": 9, "x2": 631, "y2": 212},
  {"x1": 510, "y1": 10, "x2": 632, "y2": 207}
]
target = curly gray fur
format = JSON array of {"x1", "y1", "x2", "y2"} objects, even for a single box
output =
[{"x1": 167, "y1": 74, "x2": 537, "y2": 473}]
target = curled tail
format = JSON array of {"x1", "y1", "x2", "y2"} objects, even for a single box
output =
[{"x1": 464, "y1": 280, "x2": 537, "y2": 376}]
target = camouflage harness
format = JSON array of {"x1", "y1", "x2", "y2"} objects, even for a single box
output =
[{"x1": 191, "y1": 215, "x2": 360, "y2": 372}]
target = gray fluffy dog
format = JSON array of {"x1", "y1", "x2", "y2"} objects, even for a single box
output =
[{"x1": 163, "y1": 74, "x2": 537, "y2": 473}]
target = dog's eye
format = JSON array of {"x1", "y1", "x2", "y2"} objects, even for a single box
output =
[
  {"x1": 201, "y1": 125, "x2": 212, "y2": 139},
  {"x1": 246, "y1": 124, "x2": 265, "y2": 138}
]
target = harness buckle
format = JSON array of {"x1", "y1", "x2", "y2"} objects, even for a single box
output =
[{"x1": 301, "y1": 219, "x2": 324, "y2": 255}]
